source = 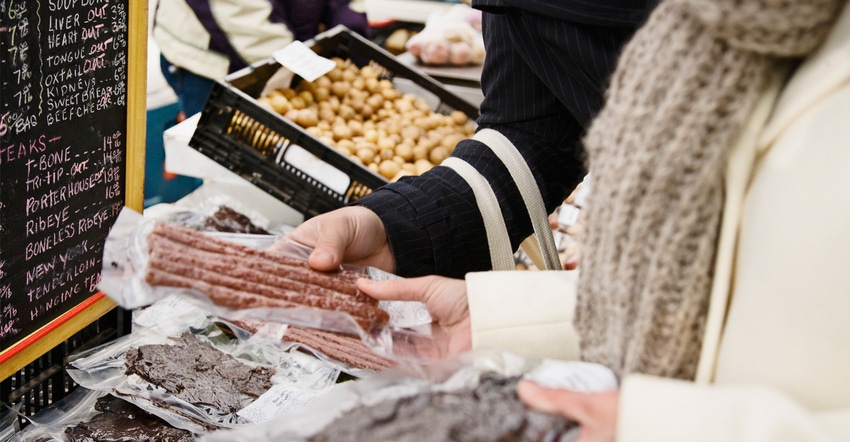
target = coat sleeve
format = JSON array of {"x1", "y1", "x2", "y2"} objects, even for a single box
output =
[
  {"x1": 465, "y1": 270, "x2": 582, "y2": 362},
  {"x1": 209, "y1": 0, "x2": 295, "y2": 66},
  {"x1": 619, "y1": 375, "x2": 850, "y2": 442}
]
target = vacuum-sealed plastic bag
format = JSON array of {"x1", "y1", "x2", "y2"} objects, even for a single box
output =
[
  {"x1": 66, "y1": 323, "x2": 339, "y2": 434},
  {"x1": 100, "y1": 208, "x2": 442, "y2": 371},
  {"x1": 206, "y1": 351, "x2": 618, "y2": 442}
]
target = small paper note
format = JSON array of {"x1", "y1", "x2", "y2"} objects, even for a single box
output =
[{"x1": 273, "y1": 41, "x2": 336, "y2": 82}]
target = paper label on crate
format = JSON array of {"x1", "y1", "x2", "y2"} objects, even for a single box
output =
[
  {"x1": 273, "y1": 41, "x2": 335, "y2": 82},
  {"x1": 283, "y1": 144, "x2": 350, "y2": 195},
  {"x1": 238, "y1": 384, "x2": 319, "y2": 423}
]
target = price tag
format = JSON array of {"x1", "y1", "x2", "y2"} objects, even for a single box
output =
[
  {"x1": 273, "y1": 41, "x2": 335, "y2": 82},
  {"x1": 238, "y1": 384, "x2": 318, "y2": 423}
]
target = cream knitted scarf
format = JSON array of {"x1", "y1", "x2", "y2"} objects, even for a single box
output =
[{"x1": 576, "y1": 0, "x2": 843, "y2": 380}]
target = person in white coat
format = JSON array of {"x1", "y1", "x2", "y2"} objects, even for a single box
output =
[{"x1": 283, "y1": 0, "x2": 850, "y2": 439}]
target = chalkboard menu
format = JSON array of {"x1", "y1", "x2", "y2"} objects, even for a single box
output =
[{"x1": 0, "y1": 0, "x2": 130, "y2": 351}]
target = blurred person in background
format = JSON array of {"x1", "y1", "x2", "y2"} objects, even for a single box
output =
[{"x1": 152, "y1": 0, "x2": 369, "y2": 120}]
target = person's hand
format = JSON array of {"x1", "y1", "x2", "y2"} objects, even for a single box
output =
[
  {"x1": 358, "y1": 276, "x2": 471, "y2": 358},
  {"x1": 517, "y1": 380, "x2": 619, "y2": 442},
  {"x1": 270, "y1": 206, "x2": 395, "y2": 273}
]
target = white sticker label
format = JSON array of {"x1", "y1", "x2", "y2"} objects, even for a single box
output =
[
  {"x1": 379, "y1": 300, "x2": 433, "y2": 328},
  {"x1": 557, "y1": 203, "x2": 581, "y2": 227},
  {"x1": 367, "y1": 268, "x2": 433, "y2": 327},
  {"x1": 524, "y1": 360, "x2": 618, "y2": 393},
  {"x1": 273, "y1": 41, "x2": 336, "y2": 82},
  {"x1": 238, "y1": 384, "x2": 318, "y2": 423}
]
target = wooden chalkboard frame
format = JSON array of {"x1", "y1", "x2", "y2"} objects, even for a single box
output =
[{"x1": 0, "y1": 0, "x2": 146, "y2": 381}]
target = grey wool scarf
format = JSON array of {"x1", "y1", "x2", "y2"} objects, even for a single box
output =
[{"x1": 576, "y1": 0, "x2": 843, "y2": 380}]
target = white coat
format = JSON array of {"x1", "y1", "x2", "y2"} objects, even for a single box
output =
[{"x1": 465, "y1": 3, "x2": 850, "y2": 440}]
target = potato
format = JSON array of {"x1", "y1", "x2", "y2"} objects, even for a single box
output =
[
  {"x1": 379, "y1": 148, "x2": 395, "y2": 161},
  {"x1": 296, "y1": 108, "x2": 319, "y2": 127},
  {"x1": 332, "y1": 124, "x2": 353, "y2": 141},
  {"x1": 338, "y1": 104, "x2": 356, "y2": 121},
  {"x1": 356, "y1": 148, "x2": 374, "y2": 164},
  {"x1": 331, "y1": 81, "x2": 350, "y2": 98},
  {"x1": 364, "y1": 129, "x2": 379, "y2": 144},
  {"x1": 315, "y1": 76, "x2": 332, "y2": 89},
  {"x1": 342, "y1": 69, "x2": 357, "y2": 83},
  {"x1": 414, "y1": 159, "x2": 434, "y2": 175},
  {"x1": 392, "y1": 169, "x2": 414, "y2": 182},
  {"x1": 378, "y1": 160, "x2": 400, "y2": 180},
  {"x1": 395, "y1": 143, "x2": 414, "y2": 162},
  {"x1": 298, "y1": 90, "x2": 315, "y2": 104},
  {"x1": 289, "y1": 96, "x2": 306, "y2": 110},
  {"x1": 313, "y1": 87, "x2": 330, "y2": 102},
  {"x1": 381, "y1": 87, "x2": 401, "y2": 101},
  {"x1": 365, "y1": 77, "x2": 380, "y2": 94},
  {"x1": 450, "y1": 110, "x2": 468, "y2": 125},
  {"x1": 347, "y1": 120, "x2": 364, "y2": 137},
  {"x1": 429, "y1": 146, "x2": 449, "y2": 165},
  {"x1": 368, "y1": 162, "x2": 380, "y2": 174},
  {"x1": 257, "y1": 96, "x2": 274, "y2": 109},
  {"x1": 318, "y1": 108, "x2": 336, "y2": 123},
  {"x1": 360, "y1": 65, "x2": 379, "y2": 79},
  {"x1": 337, "y1": 139, "x2": 355, "y2": 152},
  {"x1": 401, "y1": 125, "x2": 423, "y2": 141},
  {"x1": 328, "y1": 96, "x2": 341, "y2": 112},
  {"x1": 377, "y1": 137, "x2": 395, "y2": 151},
  {"x1": 365, "y1": 94, "x2": 385, "y2": 110},
  {"x1": 327, "y1": 68, "x2": 343, "y2": 82},
  {"x1": 335, "y1": 143, "x2": 353, "y2": 156},
  {"x1": 269, "y1": 95, "x2": 290, "y2": 114},
  {"x1": 412, "y1": 145, "x2": 429, "y2": 161},
  {"x1": 284, "y1": 109, "x2": 299, "y2": 121},
  {"x1": 355, "y1": 141, "x2": 378, "y2": 154},
  {"x1": 441, "y1": 133, "x2": 466, "y2": 152},
  {"x1": 414, "y1": 98, "x2": 431, "y2": 113}
]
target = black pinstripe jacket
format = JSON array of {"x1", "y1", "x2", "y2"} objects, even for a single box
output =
[{"x1": 355, "y1": 1, "x2": 655, "y2": 278}]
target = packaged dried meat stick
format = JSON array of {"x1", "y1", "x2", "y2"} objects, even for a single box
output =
[{"x1": 101, "y1": 208, "x2": 453, "y2": 372}]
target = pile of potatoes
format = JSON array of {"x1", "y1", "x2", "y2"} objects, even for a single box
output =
[{"x1": 256, "y1": 58, "x2": 475, "y2": 182}]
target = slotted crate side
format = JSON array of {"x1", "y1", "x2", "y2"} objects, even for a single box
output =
[
  {"x1": 192, "y1": 84, "x2": 387, "y2": 219},
  {"x1": 189, "y1": 26, "x2": 479, "y2": 219}
]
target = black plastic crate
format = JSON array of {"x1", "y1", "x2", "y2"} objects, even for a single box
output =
[
  {"x1": 1, "y1": 308, "x2": 131, "y2": 432},
  {"x1": 189, "y1": 25, "x2": 479, "y2": 219}
]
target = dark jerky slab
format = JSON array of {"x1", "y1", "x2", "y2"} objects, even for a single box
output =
[
  {"x1": 64, "y1": 395, "x2": 193, "y2": 442},
  {"x1": 307, "y1": 373, "x2": 575, "y2": 442},
  {"x1": 200, "y1": 206, "x2": 270, "y2": 235},
  {"x1": 124, "y1": 333, "x2": 274, "y2": 414}
]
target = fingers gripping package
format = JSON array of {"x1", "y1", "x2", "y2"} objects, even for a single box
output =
[
  {"x1": 189, "y1": 25, "x2": 479, "y2": 219},
  {"x1": 100, "y1": 208, "x2": 435, "y2": 374}
]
